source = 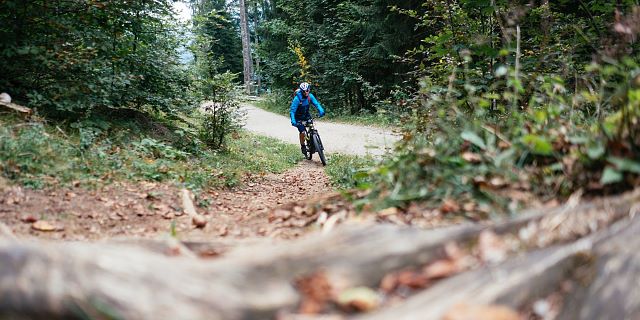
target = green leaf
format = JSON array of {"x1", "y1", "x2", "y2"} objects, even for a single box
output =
[
  {"x1": 493, "y1": 148, "x2": 515, "y2": 167},
  {"x1": 568, "y1": 136, "x2": 589, "y2": 145},
  {"x1": 548, "y1": 162, "x2": 564, "y2": 172},
  {"x1": 601, "y1": 167, "x2": 623, "y2": 185},
  {"x1": 586, "y1": 144, "x2": 605, "y2": 159},
  {"x1": 495, "y1": 65, "x2": 508, "y2": 77},
  {"x1": 461, "y1": 131, "x2": 486, "y2": 150},
  {"x1": 608, "y1": 157, "x2": 640, "y2": 174},
  {"x1": 520, "y1": 134, "x2": 554, "y2": 156}
]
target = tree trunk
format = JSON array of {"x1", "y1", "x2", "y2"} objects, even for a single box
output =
[
  {"x1": 1, "y1": 190, "x2": 639, "y2": 319},
  {"x1": 253, "y1": 1, "x2": 261, "y2": 95},
  {"x1": 239, "y1": 0, "x2": 253, "y2": 95}
]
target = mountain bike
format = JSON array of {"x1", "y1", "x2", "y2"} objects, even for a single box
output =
[{"x1": 300, "y1": 118, "x2": 326, "y2": 166}]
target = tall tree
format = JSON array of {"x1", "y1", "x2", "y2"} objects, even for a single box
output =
[{"x1": 239, "y1": 0, "x2": 254, "y2": 94}]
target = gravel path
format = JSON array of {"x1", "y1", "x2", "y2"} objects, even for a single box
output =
[{"x1": 242, "y1": 103, "x2": 399, "y2": 156}]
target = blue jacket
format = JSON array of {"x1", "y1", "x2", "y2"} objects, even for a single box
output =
[{"x1": 290, "y1": 90, "x2": 325, "y2": 123}]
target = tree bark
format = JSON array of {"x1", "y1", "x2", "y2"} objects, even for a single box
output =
[
  {"x1": 0, "y1": 189, "x2": 639, "y2": 319},
  {"x1": 239, "y1": 0, "x2": 253, "y2": 95}
]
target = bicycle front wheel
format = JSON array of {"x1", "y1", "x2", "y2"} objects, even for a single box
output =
[{"x1": 312, "y1": 133, "x2": 326, "y2": 166}]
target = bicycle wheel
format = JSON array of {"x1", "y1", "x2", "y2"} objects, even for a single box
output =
[
  {"x1": 304, "y1": 134, "x2": 313, "y2": 160},
  {"x1": 304, "y1": 143, "x2": 312, "y2": 160},
  {"x1": 312, "y1": 133, "x2": 327, "y2": 166}
]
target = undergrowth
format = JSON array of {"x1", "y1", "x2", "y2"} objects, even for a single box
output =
[
  {"x1": 356, "y1": 54, "x2": 640, "y2": 217},
  {"x1": 0, "y1": 112, "x2": 301, "y2": 191},
  {"x1": 324, "y1": 154, "x2": 377, "y2": 190}
]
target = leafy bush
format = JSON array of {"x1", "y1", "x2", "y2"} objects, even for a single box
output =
[
  {"x1": 197, "y1": 73, "x2": 245, "y2": 149},
  {"x1": 325, "y1": 154, "x2": 377, "y2": 190},
  {"x1": 256, "y1": 89, "x2": 292, "y2": 115},
  {"x1": 362, "y1": 54, "x2": 640, "y2": 215}
]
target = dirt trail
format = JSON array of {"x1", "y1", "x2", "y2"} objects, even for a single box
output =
[
  {"x1": 242, "y1": 103, "x2": 399, "y2": 156},
  {"x1": 0, "y1": 161, "x2": 332, "y2": 241},
  {"x1": 1, "y1": 103, "x2": 399, "y2": 243}
]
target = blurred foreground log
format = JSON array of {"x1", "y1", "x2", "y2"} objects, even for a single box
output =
[{"x1": 0, "y1": 189, "x2": 639, "y2": 319}]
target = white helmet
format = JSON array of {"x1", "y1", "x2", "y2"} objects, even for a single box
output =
[{"x1": 299, "y1": 82, "x2": 310, "y2": 91}]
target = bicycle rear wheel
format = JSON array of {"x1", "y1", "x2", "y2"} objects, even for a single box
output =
[{"x1": 312, "y1": 133, "x2": 326, "y2": 166}]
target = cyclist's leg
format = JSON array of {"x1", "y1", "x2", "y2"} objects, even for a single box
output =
[{"x1": 295, "y1": 122, "x2": 307, "y2": 153}]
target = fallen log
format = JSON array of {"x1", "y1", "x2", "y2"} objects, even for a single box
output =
[
  {"x1": 359, "y1": 210, "x2": 639, "y2": 320},
  {"x1": 0, "y1": 100, "x2": 32, "y2": 115},
  {"x1": 0, "y1": 222, "x2": 485, "y2": 319},
  {"x1": 0, "y1": 189, "x2": 638, "y2": 319}
]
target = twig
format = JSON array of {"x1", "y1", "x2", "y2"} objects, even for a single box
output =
[
  {"x1": 481, "y1": 124, "x2": 512, "y2": 147},
  {"x1": 181, "y1": 188, "x2": 207, "y2": 228}
]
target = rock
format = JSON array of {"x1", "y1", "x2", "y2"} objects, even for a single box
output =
[
  {"x1": 0, "y1": 92, "x2": 11, "y2": 103},
  {"x1": 192, "y1": 215, "x2": 207, "y2": 228}
]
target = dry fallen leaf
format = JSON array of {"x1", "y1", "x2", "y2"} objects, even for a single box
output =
[
  {"x1": 423, "y1": 259, "x2": 458, "y2": 279},
  {"x1": 462, "y1": 202, "x2": 476, "y2": 212},
  {"x1": 440, "y1": 199, "x2": 460, "y2": 214},
  {"x1": 443, "y1": 303, "x2": 520, "y2": 320},
  {"x1": 32, "y1": 220, "x2": 64, "y2": 232},
  {"x1": 396, "y1": 269, "x2": 429, "y2": 289},
  {"x1": 461, "y1": 152, "x2": 482, "y2": 163},
  {"x1": 489, "y1": 177, "x2": 507, "y2": 188},
  {"x1": 336, "y1": 287, "x2": 380, "y2": 312},
  {"x1": 20, "y1": 215, "x2": 38, "y2": 223},
  {"x1": 378, "y1": 207, "x2": 399, "y2": 217},
  {"x1": 296, "y1": 272, "x2": 333, "y2": 314}
]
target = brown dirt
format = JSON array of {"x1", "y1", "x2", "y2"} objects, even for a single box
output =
[{"x1": 0, "y1": 161, "x2": 332, "y2": 241}]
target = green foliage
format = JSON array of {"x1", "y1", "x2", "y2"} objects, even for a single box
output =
[
  {"x1": 0, "y1": 114, "x2": 301, "y2": 190},
  {"x1": 255, "y1": 90, "x2": 293, "y2": 115},
  {"x1": 0, "y1": 0, "x2": 194, "y2": 118},
  {"x1": 197, "y1": 73, "x2": 245, "y2": 150},
  {"x1": 192, "y1": 0, "x2": 244, "y2": 75},
  {"x1": 258, "y1": 0, "x2": 421, "y2": 115},
  {"x1": 324, "y1": 154, "x2": 377, "y2": 190},
  {"x1": 361, "y1": 50, "x2": 640, "y2": 214}
]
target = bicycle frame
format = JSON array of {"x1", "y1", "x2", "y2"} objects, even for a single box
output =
[
  {"x1": 299, "y1": 117, "x2": 327, "y2": 165},
  {"x1": 300, "y1": 119, "x2": 317, "y2": 151}
]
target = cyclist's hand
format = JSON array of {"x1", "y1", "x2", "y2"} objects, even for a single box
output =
[
  {"x1": 291, "y1": 119, "x2": 297, "y2": 126},
  {"x1": 319, "y1": 110, "x2": 325, "y2": 117}
]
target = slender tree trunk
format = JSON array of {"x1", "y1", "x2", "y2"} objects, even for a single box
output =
[
  {"x1": 239, "y1": 0, "x2": 253, "y2": 95},
  {"x1": 254, "y1": 1, "x2": 261, "y2": 95}
]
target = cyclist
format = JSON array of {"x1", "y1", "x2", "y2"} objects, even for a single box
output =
[{"x1": 290, "y1": 82, "x2": 325, "y2": 155}]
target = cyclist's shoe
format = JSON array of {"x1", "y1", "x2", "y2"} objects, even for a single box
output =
[{"x1": 301, "y1": 145, "x2": 308, "y2": 155}]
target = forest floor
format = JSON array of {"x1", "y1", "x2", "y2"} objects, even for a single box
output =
[
  {"x1": 0, "y1": 160, "x2": 339, "y2": 242},
  {"x1": 0, "y1": 105, "x2": 397, "y2": 243},
  {"x1": 2, "y1": 107, "x2": 638, "y2": 320}
]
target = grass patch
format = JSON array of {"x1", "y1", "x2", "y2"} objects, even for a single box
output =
[
  {"x1": 325, "y1": 153, "x2": 377, "y2": 190},
  {"x1": 0, "y1": 112, "x2": 302, "y2": 191}
]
